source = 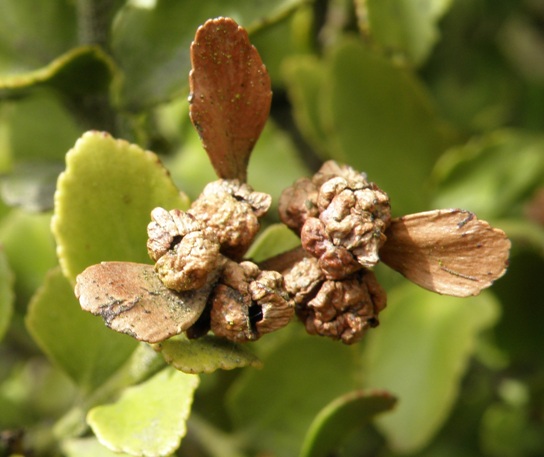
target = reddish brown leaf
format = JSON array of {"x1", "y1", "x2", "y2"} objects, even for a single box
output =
[
  {"x1": 379, "y1": 209, "x2": 511, "y2": 297},
  {"x1": 189, "y1": 17, "x2": 272, "y2": 182},
  {"x1": 75, "y1": 262, "x2": 209, "y2": 343}
]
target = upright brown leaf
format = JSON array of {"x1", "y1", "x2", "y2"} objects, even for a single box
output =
[
  {"x1": 379, "y1": 209, "x2": 511, "y2": 297},
  {"x1": 76, "y1": 262, "x2": 210, "y2": 343},
  {"x1": 189, "y1": 17, "x2": 272, "y2": 182}
]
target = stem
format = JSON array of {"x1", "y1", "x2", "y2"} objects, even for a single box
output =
[{"x1": 76, "y1": 0, "x2": 120, "y2": 49}]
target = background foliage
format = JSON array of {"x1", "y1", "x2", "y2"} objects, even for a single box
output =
[{"x1": 1, "y1": 0, "x2": 544, "y2": 456}]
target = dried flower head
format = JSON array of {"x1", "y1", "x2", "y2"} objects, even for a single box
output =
[
  {"x1": 280, "y1": 160, "x2": 391, "y2": 279},
  {"x1": 189, "y1": 179, "x2": 271, "y2": 259},
  {"x1": 210, "y1": 260, "x2": 293, "y2": 342},
  {"x1": 298, "y1": 269, "x2": 386, "y2": 345},
  {"x1": 147, "y1": 207, "x2": 221, "y2": 292}
]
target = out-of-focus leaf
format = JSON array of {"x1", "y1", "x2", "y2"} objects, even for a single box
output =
[
  {"x1": 432, "y1": 130, "x2": 544, "y2": 220},
  {"x1": 227, "y1": 329, "x2": 359, "y2": 457},
  {"x1": 246, "y1": 223, "x2": 300, "y2": 262},
  {"x1": 362, "y1": 282, "x2": 499, "y2": 453},
  {"x1": 0, "y1": 46, "x2": 116, "y2": 99},
  {"x1": 0, "y1": 209, "x2": 57, "y2": 300},
  {"x1": 0, "y1": 161, "x2": 64, "y2": 211},
  {"x1": 52, "y1": 131, "x2": 188, "y2": 284},
  {"x1": 0, "y1": 246, "x2": 14, "y2": 342},
  {"x1": 282, "y1": 56, "x2": 330, "y2": 158},
  {"x1": 0, "y1": 0, "x2": 76, "y2": 75},
  {"x1": 359, "y1": 0, "x2": 454, "y2": 66},
  {"x1": 326, "y1": 38, "x2": 455, "y2": 214},
  {"x1": 112, "y1": 0, "x2": 306, "y2": 110},
  {"x1": 299, "y1": 390, "x2": 397, "y2": 457},
  {"x1": 154, "y1": 334, "x2": 262, "y2": 374},
  {"x1": 25, "y1": 268, "x2": 137, "y2": 391},
  {"x1": 87, "y1": 367, "x2": 199, "y2": 457},
  {"x1": 0, "y1": 90, "x2": 81, "y2": 171}
]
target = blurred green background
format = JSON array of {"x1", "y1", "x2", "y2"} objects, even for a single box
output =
[{"x1": 0, "y1": 0, "x2": 543, "y2": 456}]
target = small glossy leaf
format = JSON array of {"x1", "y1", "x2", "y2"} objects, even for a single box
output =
[
  {"x1": 379, "y1": 209, "x2": 511, "y2": 297},
  {"x1": 154, "y1": 334, "x2": 262, "y2": 374},
  {"x1": 52, "y1": 131, "x2": 188, "y2": 284},
  {"x1": 189, "y1": 17, "x2": 272, "y2": 182},
  {"x1": 88, "y1": 367, "x2": 199, "y2": 457},
  {"x1": 359, "y1": 0, "x2": 454, "y2": 66},
  {"x1": 0, "y1": 246, "x2": 14, "y2": 342},
  {"x1": 362, "y1": 283, "x2": 499, "y2": 453},
  {"x1": 26, "y1": 268, "x2": 137, "y2": 390},
  {"x1": 76, "y1": 262, "x2": 208, "y2": 343},
  {"x1": 299, "y1": 390, "x2": 397, "y2": 457}
]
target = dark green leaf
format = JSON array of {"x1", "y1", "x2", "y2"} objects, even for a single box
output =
[
  {"x1": 299, "y1": 390, "x2": 397, "y2": 457},
  {"x1": 0, "y1": 246, "x2": 14, "y2": 342}
]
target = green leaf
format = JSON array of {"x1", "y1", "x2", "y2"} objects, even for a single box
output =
[
  {"x1": 299, "y1": 390, "x2": 397, "y2": 457},
  {"x1": 63, "y1": 437, "x2": 134, "y2": 457},
  {"x1": 362, "y1": 282, "x2": 500, "y2": 453},
  {"x1": 246, "y1": 223, "x2": 301, "y2": 262},
  {"x1": 25, "y1": 268, "x2": 137, "y2": 391},
  {"x1": 282, "y1": 56, "x2": 330, "y2": 158},
  {"x1": 227, "y1": 329, "x2": 359, "y2": 457},
  {"x1": 0, "y1": 245, "x2": 14, "y2": 342},
  {"x1": 52, "y1": 131, "x2": 189, "y2": 283},
  {"x1": 0, "y1": 89, "x2": 81, "y2": 171},
  {"x1": 0, "y1": 46, "x2": 116, "y2": 98},
  {"x1": 154, "y1": 334, "x2": 262, "y2": 374},
  {"x1": 0, "y1": 0, "x2": 76, "y2": 75},
  {"x1": 0, "y1": 209, "x2": 57, "y2": 300},
  {"x1": 360, "y1": 0, "x2": 454, "y2": 66},
  {"x1": 325, "y1": 38, "x2": 455, "y2": 214},
  {"x1": 432, "y1": 130, "x2": 544, "y2": 220},
  {"x1": 112, "y1": 0, "x2": 307, "y2": 110},
  {"x1": 87, "y1": 367, "x2": 199, "y2": 457}
]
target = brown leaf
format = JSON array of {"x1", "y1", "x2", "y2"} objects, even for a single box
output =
[
  {"x1": 75, "y1": 262, "x2": 209, "y2": 343},
  {"x1": 379, "y1": 209, "x2": 511, "y2": 297},
  {"x1": 189, "y1": 17, "x2": 272, "y2": 182}
]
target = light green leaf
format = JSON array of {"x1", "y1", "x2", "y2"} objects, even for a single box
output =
[
  {"x1": 432, "y1": 130, "x2": 544, "y2": 220},
  {"x1": 88, "y1": 367, "x2": 199, "y2": 457},
  {"x1": 362, "y1": 282, "x2": 500, "y2": 453},
  {"x1": 246, "y1": 223, "x2": 301, "y2": 262},
  {"x1": 113, "y1": 0, "x2": 306, "y2": 110},
  {"x1": 25, "y1": 268, "x2": 137, "y2": 391},
  {"x1": 227, "y1": 329, "x2": 359, "y2": 457},
  {"x1": 299, "y1": 390, "x2": 397, "y2": 457},
  {"x1": 360, "y1": 0, "x2": 453, "y2": 66},
  {"x1": 52, "y1": 131, "x2": 189, "y2": 284},
  {"x1": 325, "y1": 38, "x2": 455, "y2": 214},
  {"x1": 155, "y1": 334, "x2": 262, "y2": 374},
  {"x1": 0, "y1": 209, "x2": 57, "y2": 300},
  {"x1": 63, "y1": 437, "x2": 134, "y2": 457},
  {"x1": 0, "y1": 245, "x2": 14, "y2": 342}
]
